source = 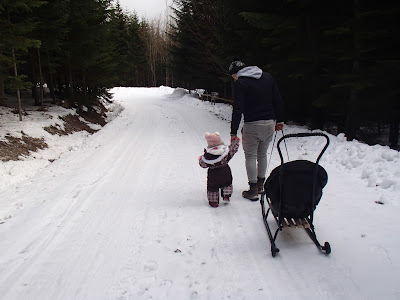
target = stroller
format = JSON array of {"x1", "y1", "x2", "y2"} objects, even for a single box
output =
[{"x1": 260, "y1": 132, "x2": 331, "y2": 257}]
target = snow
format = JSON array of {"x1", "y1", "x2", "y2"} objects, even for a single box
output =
[{"x1": 0, "y1": 87, "x2": 399, "y2": 299}]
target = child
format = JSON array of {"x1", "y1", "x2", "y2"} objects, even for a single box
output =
[{"x1": 198, "y1": 132, "x2": 240, "y2": 207}]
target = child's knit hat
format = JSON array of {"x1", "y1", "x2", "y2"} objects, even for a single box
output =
[{"x1": 205, "y1": 132, "x2": 224, "y2": 147}]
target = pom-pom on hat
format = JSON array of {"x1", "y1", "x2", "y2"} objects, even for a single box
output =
[
  {"x1": 205, "y1": 132, "x2": 224, "y2": 147},
  {"x1": 229, "y1": 60, "x2": 246, "y2": 75}
]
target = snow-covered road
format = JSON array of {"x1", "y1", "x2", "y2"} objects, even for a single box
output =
[{"x1": 0, "y1": 87, "x2": 399, "y2": 299}]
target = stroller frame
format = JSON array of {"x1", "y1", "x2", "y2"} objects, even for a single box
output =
[{"x1": 260, "y1": 132, "x2": 331, "y2": 257}]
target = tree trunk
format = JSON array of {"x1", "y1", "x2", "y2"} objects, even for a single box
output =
[
  {"x1": 0, "y1": 50, "x2": 6, "y2": 107},
  {"x1": 81, "y1": 68, "x2": 87, "y2": 108},
  {"x1": 0, "y1": 77, "x2": 6, "y2": 107},
  {"x1": 66, "y1": 52, "x2": 75, "y2": 106},
  {"x1": 12, "y1": 48, "x2": 23, "y2": 121},
  {"x1": 48, "y1": 73, "x2": 56, "y2": 104},
  {"x1": 57, "y1": 75, "x2": 64, "y2": 101},
  {"x1": 82, "y1": 68, "x2": 87, "y2": 96},
  {"x1": 389, "y1": 120, "x2": 399, "y2": 149},
  {"x1": 31, "y1": 51, "x2": 40, "y2": 106},
  {"x1": 306, "y1": 14, "x2": 325, "y2": 131},
  {"x1": 46, "y1": 49, "x2": 57, "y2": 104},
  {"x1": 37, "y1": 48, "x2": 44, "y2": 108},
  {"x1": 345, "y1": 89, "x2": 360, "y2": 141},
  {"x1": 345, "y1": 0, "x2": 361, "y2": 141}
]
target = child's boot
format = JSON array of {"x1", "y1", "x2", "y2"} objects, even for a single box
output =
[
  {"x1": 209, "y1": 201, "x2": 218, "y2": 207},
  {"x1": 221, "y1": 185, "x2": 233, "y2": 202},
  {"x1": 222, "y1": 195, "x2": 230, "y2": 202}
]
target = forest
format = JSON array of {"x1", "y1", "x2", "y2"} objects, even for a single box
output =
[
  {"x1": 1, "y1": 0, "x2": 399, "y2": 148},
  {"x1": 0, "y1": 0, "x2": 169, "y2": 115}
]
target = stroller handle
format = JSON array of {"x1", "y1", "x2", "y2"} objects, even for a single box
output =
[{"x1": 277, "y1": 132, "x2": 330, "y2": 164}]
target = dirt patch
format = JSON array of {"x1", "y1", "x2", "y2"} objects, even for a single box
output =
[
  {"x1": 0, "y1": 133, "x2": 48, "y2": 162},
  {"x1": 1, "y1": 101, "x2": 109, "y2": 162},
  {"x1": 44, "y1": 102, "x2": 108, "y2": 135},
  {"x1": 44, "y1": 114, "x2": 98, "y2": 136},
  {"x1": 79, "y1": 103, "x2": 108, "y2": 126}
]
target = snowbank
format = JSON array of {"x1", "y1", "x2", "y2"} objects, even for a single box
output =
[{"x1": 0, "y1": 98, "x2": 123, "y2": 191}]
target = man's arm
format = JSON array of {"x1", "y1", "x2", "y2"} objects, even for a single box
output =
[
  {"x1": 230, "y1": 81, "x2": 244, "y2": 136},
  {"x1": 271, "y1": 77, "x2": 284, "y2": 131},
  {"x1": 271, "y1": 78, "x2": 283, "y2": 123}
]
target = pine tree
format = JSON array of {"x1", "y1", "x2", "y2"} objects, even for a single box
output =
[
  {"x1": 169, "y1": 0, "x2": 233, "y2": 94},
  {"x1": 33, "y1": 0, "x2": 70, "y2": 105},
  {"x1": 108, "y1": 2, "x2": 132, "y2": 86},
  {"x1": 0, "y1": 0, "x2": 45, "y2": 119},
  {"x1": 63, "y1": 0, "x2": 116, "y2": 106}
]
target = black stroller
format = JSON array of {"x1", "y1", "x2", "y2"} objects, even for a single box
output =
[{"x1": 260, "y1": 132, "x2": 331, "y2": 257}]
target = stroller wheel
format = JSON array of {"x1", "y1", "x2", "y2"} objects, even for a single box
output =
[
  {"x1": 322, "y1": 242, "x2": 331, "y2": 254},
  {"x1": 271, "y1": 247, "x2": 280, "y2": 257}
]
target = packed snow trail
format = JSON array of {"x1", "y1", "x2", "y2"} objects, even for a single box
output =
[{"x1": 0, "y1": 87, "x2": 399, "y2": 299}]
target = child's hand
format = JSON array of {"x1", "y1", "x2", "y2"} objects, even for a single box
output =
[
  {"x1": 198, "y1": 156, "x2": 202, "y2": 160},
  {"x1": 231, "y1": 135, "x2": 240, "y2": 142},
  {"x1": 275, "y1": 122, "x2": 284, "y2": 131}
]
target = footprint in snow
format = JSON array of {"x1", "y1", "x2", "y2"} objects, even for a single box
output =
[{"x1": 143, "y1": 261, "x2": 158, "y2": 272}]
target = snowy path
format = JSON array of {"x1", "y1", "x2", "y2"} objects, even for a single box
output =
[{"x1": 0, "y1": 87, "x2": 399, "y2": 299}]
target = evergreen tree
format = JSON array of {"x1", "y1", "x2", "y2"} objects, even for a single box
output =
[
  {"x1": 317, "y1": 0, "x2": 400, "y2": 142},
  {"x1": 169, "y1": 0, "x2": 399, "y2": 147},
  {"x1": 33, "y1": 0, "x2": 70, "y2": 105},
  {"x1": 109, "y1": 2, "x2": 135, "y2": 86},
  {"x1": 169, "y1": 0, "x2": 233, "y2": 95},
  {"x1": 233, "y1": 0, "x2": 399, "y2": 145},
  {"x1": 128, "y1": 17, "x2": 147, "y2": 86},
  {"x1": 63, "y1": 0, "x2": 116, "y2": 106},
  {"x1": 0, "y1": 0, "x2": 45, "y2": 119}
]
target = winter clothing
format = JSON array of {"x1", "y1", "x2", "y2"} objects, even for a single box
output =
[
  {"x1": 209, "y1": 202, "x2": 219, "y2": 208},
  {"x1": 205, "y1": 132, "x2": 224, "y2": 147},
  {"x1": 199, "y1": 136, "x2": 240, "y2": 207},
  {"x1": 207, "y1": 185, "x2": 232, "y2": 207},
  {"x1": 230, "y1": 66, "x2": 283, "y2": 136},
  {"x1": 229, "y1": 64, "x2": 284, "y2": 200},
  {"x1": 229, "y1": 60, "x2": 246, "y2": 75},
  {"x1": 242, "y1": 120, "x2": 275, "y2": 183},
  {"x1": 222, "y1": 195, "x2": 231, "y2": 202},
  {"x1": 257, "y1": 177, "x2": 265, "y2": 194},
  {"x1": 242, "y1": 182, "x2": 259, "y2": 201}
]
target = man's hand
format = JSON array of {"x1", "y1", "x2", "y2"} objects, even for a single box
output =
[
  {"x1": 275, "y1": 122, "x2": 284, "y2": 131},
  {"x1": 231, "y1": 135, "x2": 239, "y2": 142}
]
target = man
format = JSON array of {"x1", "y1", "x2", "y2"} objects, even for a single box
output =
[{"x1": 229, "y1": 59, "x2": 284, "y2": 200}]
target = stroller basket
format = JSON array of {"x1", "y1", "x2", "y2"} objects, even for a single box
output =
[{"x1": 261, "y1": 132, "x2": 331, "y2": 257}]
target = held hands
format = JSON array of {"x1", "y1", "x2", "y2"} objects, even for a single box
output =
[
  {"x1": 230, "y1": 135, "x2": 240, "y2": 143},
  {"x1": 275, "y1": 122, "x2": 284, "y2": 131}
]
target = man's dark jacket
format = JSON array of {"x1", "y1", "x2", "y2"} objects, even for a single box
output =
[{"x1": 231, "y1": 66, "x2": 283, "y2": 136}]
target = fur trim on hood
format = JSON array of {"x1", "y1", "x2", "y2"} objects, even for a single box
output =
[
  {"x1": 206, "y1": 144, "x2": 227, "y2": 156},
  {"x1": 201, "y1": 145, "x2": 229, "y2": 164}
]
